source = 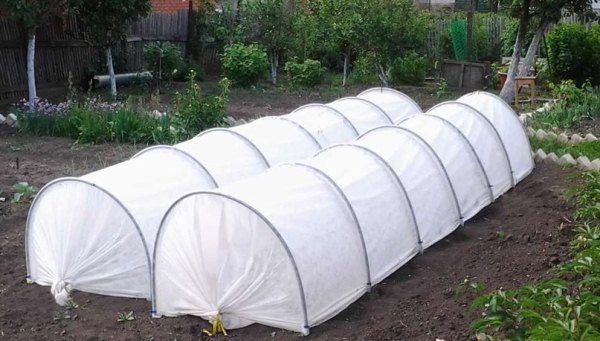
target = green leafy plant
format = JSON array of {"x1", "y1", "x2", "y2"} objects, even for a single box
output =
[
  {"x1": 529, "y1": 81, "x2": 600, "y2": 130},
  {"x1": 546, "y1": 24, "x2": 600, "y2": 86},
  {"x1": 390, "y1": 51, "x2": 427, "y2": 86},
  {"x1": 435, "y1": 78, "x2": 448, "y2": 99},
  {"x1": 471, "y1": 169, "x2": 600, "y2": 340},
  {"x1": 117, "y1": 311, "x2": 135, "y2": 323},
  {"x1": 11, "y1": 182, "x2": 38, "y2": 203},
  {"x1": 143, "y1": 42, "x2": 185, "y2": 83},
  {"x1": 221, "y1": 43, "x2": 269, "y2": 87},
  {"x1": 284, "y1": 59, "x2": 326, "y2": 88},
  {"x1": 172, "y1": 71, "x2": 230, "y2": 140}
]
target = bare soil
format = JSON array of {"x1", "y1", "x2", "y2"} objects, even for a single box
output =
[{"x1": 0, "y1": 87, "x2": 575, "y2": 340}]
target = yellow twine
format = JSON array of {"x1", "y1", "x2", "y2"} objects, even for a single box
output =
[{"x1": 202, "y1": 315, "x2": 227, "y2": 337}]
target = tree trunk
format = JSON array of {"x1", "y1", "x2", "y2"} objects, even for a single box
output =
[
  {"x1": 466, "y1": 0, "x2": 475, "y2": 61},
  {"x1": 105, "y1": 47, "x2": 117, "y2": 99},
  {"x1": 377, "y1": 63, "x2": 390, "y2": 87},
  {"x1": 269, "y1": 52, "x2": 278, "y2": 85},
  {"x1": 342, "y1": 53, "x2": 349, "y2": 87},
  {"x1": 27, "y1": 28, "x2": 37, "y2": 112},
  {"x1": 518, "y1": 22, "x2": 547, "y2": 77},
  {"x1": 499, "y1": 0, "x2": 530, "y2": 104}
]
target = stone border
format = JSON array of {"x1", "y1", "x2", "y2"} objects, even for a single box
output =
[
  {"x1": 533, "y1": 149, "x2": 600, "y2": 171},
  {"x1": 526, "y1": 127, "x2": 598, "y2": 145}
]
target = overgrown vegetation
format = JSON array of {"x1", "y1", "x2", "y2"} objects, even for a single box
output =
[
  {"x1": 471, "y1": 171, "x2": 600, "y2": 340},
  {"x1": 13, "y1": 72, "x2": 229, "y2": 144},
  {"x1": 529, "y1": 80, "x2": 600, "y2": 131},
  {"x1": 390, "y1": 52, "x2": 427, "y2": 86}
]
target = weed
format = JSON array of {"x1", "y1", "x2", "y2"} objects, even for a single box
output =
[
  {"x1": 455, "y1": 277, "x2": 486, "y2": 296},
  {"x1": 53, "y1": 311, "x2": 71, "y2": 321},
  {"x1": 435, "y1": 79, "x2": 448, "y2": 99},
  {"x1": 11, "y1": 182, "x2": 38, "y2": 204},
  {"x1": 117, "y1": 311, "x2": 135, "y2": 323},
  {"x1": 66, "y1": 300, "x2": 79, "y2": 310}
]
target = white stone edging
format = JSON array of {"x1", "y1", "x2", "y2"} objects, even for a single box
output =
[{"x1": 532, "y1": 148, "x2": 600, "y2": 171}]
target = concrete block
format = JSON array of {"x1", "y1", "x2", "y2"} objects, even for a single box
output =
[
  {"x1": 558, "y1": 133, "x2": 569, "y2": 143},
  {"x1": 545, "y1": 152, "x2": 559, "y2": 162},
  {"x1": 557, "y1": 154, "x2": 577, "y2": 166},
  {"x1": 0, "y1": 113, "x2": 6, "y2": 125},
  {"x1": 534, "y1": 149, "x2": 547, "y2": 162},
  {"x1": 577, "y1": 156, "x2": 591, "y2": 169},
  {"x1": 584, "y1": 133, "x2": 597, "y2": 141},
  {"x1": 535, "y1": 129, "x2": 547, "y2": 140},
  {"x1": 6, "y1": 113, "x2": 18, "y2": 127},
  {"x1": 570, "y1": 134, "x2": 583, "y2": 144}
]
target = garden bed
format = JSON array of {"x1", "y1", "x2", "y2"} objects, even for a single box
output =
[{"x1": 0, "y1": 119, "x2": 575, "y2": 339}]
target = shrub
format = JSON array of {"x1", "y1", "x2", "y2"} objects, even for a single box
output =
[
  {"x1": 221, "y1": 43, "x2": 269, "y2": 87},
  {"x1": 390, "y1": 52, "x2": 427, "y2": 86},
  {"x1": 350, "y1": 53, "x2": 379, "y2": 85},
  {"x1": 172, "y1": 71, "x2": 230, "y2": 140},
  {"x1": 283, "y1": 59, "x2": 326, "y2": 87},
  {"x1": 144, "y1": 42, "x2": 185, "y2": 82},
  {"x1": 546, "y1": 24, "x2": 600, "y2": 86}
]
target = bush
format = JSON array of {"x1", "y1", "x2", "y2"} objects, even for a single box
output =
[
  {"x1": 172, "y1": 71, "x2": 230, "y2": 140},
  {"x1": 283, "y1": 59, "x2": 326, "y2": 87},
  {"x1": 221, "y1": 43, "x2": 269, "y2": 86},
  {"x1": 546, "y1": 24, "x2": 600, "y2": 86},
  {"x1": 144, "y1": 42, "x2": 185, "y2": 82},
  {"x1": 350, "y1": 53, "x2": 379, "y2": 85},
  {"x1": 390, "y1": 51, "x2": 427, "y2": 86}
]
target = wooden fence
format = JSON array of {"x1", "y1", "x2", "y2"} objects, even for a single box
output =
[{"x1": 0, "y1": 9, "x2": 222, "y2": 101}]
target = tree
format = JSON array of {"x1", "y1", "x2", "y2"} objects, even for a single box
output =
[
  {"x1": 362, "y1": 0, "x2": 428, "y2": 86},
  {"x1": 499, "y1": 0, "x2": 595, "y2": 103},
  {"x1": 307, "y1": 0, "x2": 365, "y2": 86},
  {"x1": 70, "y1": 0, "x2": 152, "y2": 98},
  {"x1": 238, "y1": 0, "x2": 296, "y2": 85},
  {"x1": 5, "y1": 0, "x2": 68, "y2": 110}
]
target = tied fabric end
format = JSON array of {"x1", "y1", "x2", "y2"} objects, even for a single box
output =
[
  {"x1": 202, "y1": 314, "x2": 228, "y2": 337},
  {"x1": 51, "y1": 280, "x2": 71, "y2": 306}
]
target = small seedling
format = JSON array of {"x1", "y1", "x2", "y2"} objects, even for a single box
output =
[
  {"x1": 66, "y1": 300, "x2": 79, "y2": 310},
  {"x1": 117, "y1": 311, "x2": 135, "y2": 323},
  {"x1": 455, "y1": 277, "x2": 486, "y2": 296},
  {"x1": 53, "y1": 311, "x2": 71, "y2": 321},
  {"x1": 11, "y1": 182, "x2": 38, "y2": 203},
  {"x1": 496, "y1": 230, "x2": 507, "y2": 241}
]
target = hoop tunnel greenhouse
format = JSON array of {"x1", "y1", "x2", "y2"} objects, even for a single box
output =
[
  {"x1": 152, "y1": 92, "x2": 535, "y2": 335},
  {"x1": 25, "y1": 88, "x2": 421, "y2": 304}
]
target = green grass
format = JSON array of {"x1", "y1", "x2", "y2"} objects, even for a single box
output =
[{"x1": 530, "y1": 136, "x2": 600, "y2": 160}]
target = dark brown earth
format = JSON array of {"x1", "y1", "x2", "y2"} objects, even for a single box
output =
[{"x1": 0, "y1": 87, "x2": 575, "y2": 340}]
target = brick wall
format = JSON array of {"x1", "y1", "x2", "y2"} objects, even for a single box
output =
[{"x1": 151, "y1": 0, "x2": 196, "y2": 13}]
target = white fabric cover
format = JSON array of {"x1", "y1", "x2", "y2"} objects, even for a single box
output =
[
  {"x1": 27, "y1": 148, "x2": 215, "y2": 300},
  {"x1": 397, "y1": 115, "x2": 493, "y2": 221},
  {"x1": 154, "y1": 166, "x2": 371, "y2": 334},
  {"x1": 426, "y1": 101, "x2": 514, "y2": 198},
  {"x1": 26, "y1": 88, "x2": 413, "y2": 304},
  {"x1": 284, "y1": 104, "x2": 358, "y2": 147},
  {"x1": 230, "y1": 117, "x2": 321, "y2": 166},
  {"x1": 304, "y1": 145, "x2": 421, "y2": 284},
  {"x1": 176, "y1": 130, "x2": 269, "y2": 186},
  {"x1": 355, "y1": 127, "x2": 461, "y2": 248},
  {"x1": 357, "y1": 87, "x2": 422, "y2": 123},
  {"x1": 155, "y1": 114, "x2": 523, "y2": 333},
  {"x1": 457, "y1": 92, "x2": 534, "y2": 182},
  {"x1": 326, "y1": 97, "x2": 393, "y2": 134}
]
